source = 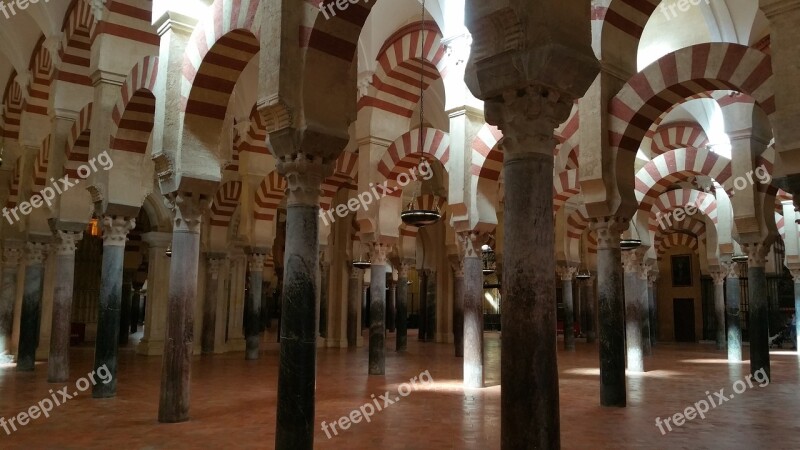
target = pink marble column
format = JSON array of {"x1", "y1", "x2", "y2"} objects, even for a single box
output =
[{"x1": 47, "y1": 230, "x2": 83, "y2": 382}]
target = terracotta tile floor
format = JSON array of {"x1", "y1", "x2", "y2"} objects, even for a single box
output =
[{"x1": 1, "y1": 331, "x2": 799, "y2": 449}]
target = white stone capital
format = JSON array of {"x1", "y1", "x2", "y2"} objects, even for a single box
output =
[
  {"x1": 53, "y1": 230, "x2": 83, "y2": 256},
  {"x1": 741, "y1": 242, "x2": 769, "y2": 268},
  {"x1": 276, "y1": 153, "x2": 332, "y2": 207},
  {"x1": 25, "y1": 242, "x2": 48, "y2": 266},
  {"x1": 557, "y1": 265, "x2": 577, "y2": 281},
  {"x1": 165, "y1": 191, "x2": 210, "y2": 234},
  {"x1": 101, "y1": 216, "x2": 136, "y2": 247},
  {"x1": 591, "y1": 217, "x2": 628, "y2": 250},
  {"x1": 2, "y1": 246, "x2": 23, "y2": 268},
  {"x1": 369, "y1": 243, "x2": 390, "y2": 266}
]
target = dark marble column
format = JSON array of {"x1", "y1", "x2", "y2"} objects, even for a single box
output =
[
  {"x1": 319, "y1": 255, "x2": 329, "y2": 338},
  {"x1": 647, "y1": 272, "x2": 658, "y2": 347},
  {"x1": 47, "y1": 231, "x2": 82, "y2": 382},
  {"x1": 638, "y1": 262, "x2": 652, "y2": 357},
  {"x1": 425, "y1": 270, "x2": 437, "y2": 342},
  {"x1": 452, "y1": 258, "x2": 465, "y2": 357},
  {"x1": 0, "y1": 245, "x2": 23, "y2": 362},
  {"x1": 361, "y1": 284, "x2": 368, "y2": 329},
  {"x1": 396, "y1": 262, "x2": 410, "y2": 352},
  {"x1": 461, "y1": 232, "x2": 484, "y2": 387},
  {"x1": 368, "y1": 243, "x2": 389, "y2": 375},
  {"x1": 743, "y1": 243, "x2": 770, "y2": 378},
  {"x1": 274, "y1": 156, "x2": 324, "y2": 450},
  {"x1": 93, "y1": 216, "x2": 135, "y2": 396},
  {"x1": 593, "y1": 217, "x2": 627, "y2": 406},
  {"x1": 386, "y1": 276, "x2": 396, "y2": 333},
  {"x1": 201, "y1": 254, "x2": 224, "y2": 354},
  {"x1": 347, "y1": 267, "x2": 360, "y2": 348},
  {"x1": 245, "y1": 250, "x2": 266, "y2": 360},
  {"x1": 418, "y1": 269, "x2": 428, "y2": 341},
  {"x1": 558, "y1": 265, "x2": 577, "y2": 350},
  {"x1": 622, "y1": 250, "x2": 644, "y2": 373},
  {"x1": 158, "y1": 192, "x2": 206, "y2": 422},
  {"x1": 710, "y1": 268, "x2": 727, "y2": 351},
  {"x1": 793, "y1": 271, "x2": 800, "y2": 351},
  {"x1": 585, "y1": 274, "x2": 597, "y2": 343},
  {"x1": 130, "y1": 288, "x2": 141, "y2": 334},
  {"x1": 16, "y1": 242, "x2": 48, "y2": 372},
  {"x1": 724, "y1": 261, "x2": 743, "y2": 362},
  {"x1": 119, "y1": 275, "x2": 133, "y2": 346}
]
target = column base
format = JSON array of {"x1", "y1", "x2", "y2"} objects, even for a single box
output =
[{"x1": 136, "y1": 339, "x2": 164, "y2": 356}]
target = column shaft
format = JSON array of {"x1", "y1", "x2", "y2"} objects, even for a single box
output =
[
  {"x1": 396, "y1": 264, "x2": 409, "y2": 352},
  {"x1": 463, "y1": 254, "x2": 483, "y2": 387},
  {"x1": 17, "y1": 244, "x2": 47, "y2": 372},
  {"x1": 710, "y1": 271, "x2": 727, "y2": 350},
  {"x1": 347, "y1": 269, "x2": 360, "y2": 348},
  {"x1": 425, "y1": 270, "x2": 436, "y2": 342},
  {"x1": 452, "y1": 263, "x2": 464, "y2": 357},
  {"x1": 368, "y1": 244, "x2": 388, "y2": 375},
  {"x1": 623, "y1": 262, "x2": 643, "y2": 373},
  {"x1": 748, "y1": 264, "x2": 770, "y2": 378},
  {"x1": 201, "y1": 257, "x2": 222, "y2": 354},
  {"x1": 0, "y1": 247, "x2": 22, "y2": 360},
  {"x1": 586, "y1": 276, "x2": 596, "y2": 343},
  {"x1": 48, "y1": 232, "x2": 81, "y2": 382},
  {"x1": 639, "y1": 272, "x2": 652, "y2": 357},
  {"x1": 418, "y1": 269, "x2": 427, "y2": 341},
  {"x1": 387, "y1": 280, "x2": 396, "y2": 333},
  {"x1": 726, "y1": 272, "x2": 742, "y2": 362},
  {"x1": 245, "y1": 253, "x2": 265, "y2": 360}
]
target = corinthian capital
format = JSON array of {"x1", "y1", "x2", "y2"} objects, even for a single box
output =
[
  {"x1": 2, "y1": 246, "x2": 23, "y2": 267},
  {"x1": 276, "y1": 153, "x2": 332, "y2": 207},
  {"x1": 369, "y1": 243, "x2": 390, "y2": 266},
  {"x1": 248, "y1": 253, "x2": 266, "y2": 273},
  {"x1": 101, "y1": 216, "x2": 136, "y2": 247},
  {"x1": 557, "y1": 265, "x2": 576, "y2": 281},
  {"x1": 25, "y1": 242, "x2": 48, "y2": 266},
  {"x1": 457, "y1": 231, "x2": 488, "y2": 259},
  {"x1": 165, "y1": 191, "x2": 210, "y2": 234},
  {"x1": 591, "y1": 217, "x2": 628, "y2": 250},
  {"x1": 741, "y1": 242, "x2": 770, "y2": 268},
  {"x1": 53, "y1": 230, "x2": 83, "y2": 256}
]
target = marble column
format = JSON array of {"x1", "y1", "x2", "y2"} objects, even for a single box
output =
[
  {"x1": 742, "y1": 242, "x2": 770, "y2": 378},
  {"x1": 425, "y1": 270, "x2": 437, "y2": 342},
  {"x1": 622, "y1": 251, "x2": 644, "y2": 373},
  {"x1": 368, "y1": 243, "x2": 389, "y2": 375},
  {"x1": 158, "y1": 192, "x2": 207, "y2": 422},
  {"x1": 452, "y1": 258, "x2": 465, "y2": 357},
  {"x1": 792, "y1": 270, "x2": 800, "y2": 352},
  {"x1": 347, "y1": 267, "x2": 360, "y2": 348},
  {"x1": 386, "y1": 277, "x2": 396, "y2": 333},
  {"x1": 17, "y1": 243, "x2": 48, "y2": 372},
  {"x1": 593, "y1": 217, "x2": 628, "y2": 406},
  {"x1": 130, "y1": 288, "x2": 141, "y2": 334},
  {"x1": 461, "y1": 232, "x2": 484, "y2": 388},
  {"x1": 361, "y1": 284, "x2": 368, "y2": 329},
  {"x1": 558, "y1": 265, "x2": 577, "y2": 350},
  {"x1": 245, "y1": 250, "x2": 266, "y2": 360},
  {"x1": 396, "y1": 262, "x2": 410, "y2": 352},
  {"x1": 585, "y1": 274, "x2": 597, "y2": 343},
  {"x1": 93, "y1": 216, "x2": 135, "y2": 397},
  {"x1": 47, "y1": 231, "x2": 82, "y2": 382},
  {"x1": 201, "y1": 254, "x2": 224, "y2": 354},
  {"x1": 709, "y1": 268, "x2": 727, "y2": 350},
  {"x1": 275, "y1": 155, "x2": 326, "y2": 449},
  {"x1": 119, "y1": 275, "x2": 133, "y2": 345},
  {"x1": 319, "y1": 256, "x2": 330, "y2": 338},
  {"x1": 724, "y1": 261, "x2": 743, "y2": 362},
  {"x1": 418, "y1": 269, "x2": 428, "y2": 341},
  {"x1": 638, "y1": 261, "x2": 652, "y2": 357},
  {"x1": 0, "y1": 246, "x2": 23, "y2": 361},
  {"x1": 647, "y1": 272, "x2": 658, "y2": 347}
]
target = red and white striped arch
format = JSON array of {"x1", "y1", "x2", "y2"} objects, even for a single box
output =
[
  {"x1": 359, "y1": 21, "x2": 447, "y2": 118},
  {"x1": 321, "y1": 151, "x2": 359, "y2": 211},
  {"x1": 470, "y1": 124, "x2": 503, "y2": 182},
  {"x1": 58, "y1": 0, "x2": 98, "y2": 86},
  {"x1": 565, "y1": 204, "x2": 598, "y2": 255},
  {"x1": 254, "y1": 171, "x2": 287, "y2": 222},
  {"x1": 648, "y1": 188, "x2": 717, "y2": 232},
  {"x1": 94, "y1": 0, "x2": 160, "y2": 47},
  {"x1": 635, "y1": 147, "x2": 731, "y2": 212},
  {"x1": 181, "y1": 0, "x2": 261, "y2": 120},
  {"x1": 237, "y1": 105, "x2": 269, "y2": 155},
  {"x1": 610, "y1": 44, "x2": 774, "y2": 162},
  {"x1": 65, "y1": 103, "x2": 93, "y2": 179},
  {"x1": 655, "y1": 232, "x2": 699, "y2": 258},
  {"x1": 25, "y1": 37, "x2": 54, "y2": 117},
  {"x1": 2, "y1": 76, "x2": 23, "y2": 140},
  {"x1": 300, "y1": 0, "x2": 377, "y2": 62},
  {"x1": 31, "y1": 136, "x2": 51, "y2": 194},
  {"x1": 656, "y1": 215, "x2": 707, "y2": 240},
  {"x1": 109, "y1": 56, "x2": 159, "y2": 155},
  {"x1": 650, "y1": 122, "x2": 709, "y2": 156},
  {"x1": 554, "y1": 169, "x2": 580, "y2": 213},
  {"x1": 209, "y1": 180, "x2": 242, "y2": 227},
  {"x1": 377, "y1": 127, "x2": 449, "y2": 181}
]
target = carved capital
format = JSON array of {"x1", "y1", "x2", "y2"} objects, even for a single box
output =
[
  {"x1": 485, "y1": 84, "x2": 575, "y2": 157},
  {"x1": 723, "y1": 261, "x2": 740, "y2": 279},
  {"x1": 2, "y1": 247, "x2": 23, "y2": 267},
  {"x1": 207, "y1": 255, "x2": 224, "y2": 279},
  {"x1": 398, "y1": 261, "x2": 411, "y2": 279},
  {"x1": 638, "y1": 260, "x2": 651, "y2": 281},
  {"x1": 709, "y1": 269, "x2": 727, "y2": 286},
  {"x1": 457, "y1": 231, "x2": 488, "y2": 259},
  {"x1": 165, "y1": 191, "x2": 210, "y2": 233},
  {"x1": 101, "y1": 216, "x2": 136, "y2": 247},
  {"x1": 25, "y1": 242, "x2": 48, "y2": 266},
  {"x1": 741, "y1": 242, "x2": 769, "y2": 268},
  {"x1": 276, "y1": 153, "x2": 332, "y2": 207},
  {"x1": 369, "y1": 243, "x2": 390, "y2": 266},
  {"x1": 53, "y1": 230, "x2": 83, "y2": 256},
  {"x1": 557, "y1": 265, "x2": 576, "y2": 281},
  {"x1": 621, "y1": 251, "x2": 639, "y2": 273},
  {"x1": 591, "y1": 217, "x2": 628, "y2": 250},
  {"x1": 248, "y1": 253, "x2": 266, "y2": 273}
]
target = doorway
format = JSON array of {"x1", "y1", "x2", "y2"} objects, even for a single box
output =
[{"x1": 673, "y1": 298, "x2": 696, "y2": 342}]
